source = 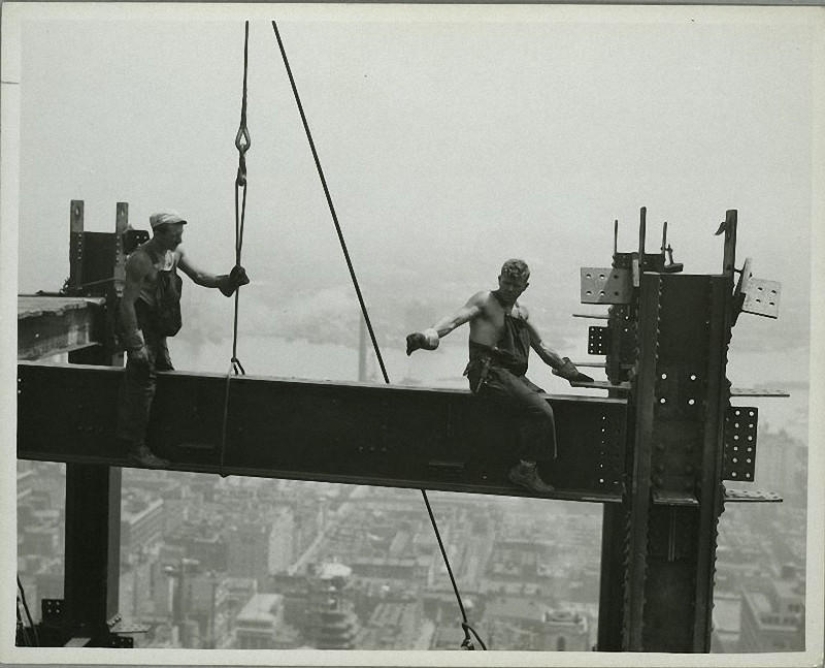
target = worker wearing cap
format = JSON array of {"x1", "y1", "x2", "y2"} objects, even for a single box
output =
[
  {"x1": 405, "y1": 259, "x2": 592, "y2": 494},
  {"x1": 116, "y1": 210, "x2": 250, "y2": 468}
]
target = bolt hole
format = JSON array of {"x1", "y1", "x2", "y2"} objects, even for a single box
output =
[
  {"x1": 661, "y1": 373, "x2": 668, "y2": 380},
  {"x1": 688, "y1": 399, "x2": 695, "y2": 406}
]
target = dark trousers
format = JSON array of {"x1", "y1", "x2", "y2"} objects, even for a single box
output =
[
  {"x1": 469, "y1": 365, "x2": 558, "y2": 461},
  {"x1": 116, "y1": 301, "x2": 173, "y2": 446}
]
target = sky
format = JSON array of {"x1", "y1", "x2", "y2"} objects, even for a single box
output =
[
  {"x1": 5, "y1": 4, "x2": 819, "y2": 365},
  {"x1": 2, "y1": 3, "x2": 824, "y2": 666}
]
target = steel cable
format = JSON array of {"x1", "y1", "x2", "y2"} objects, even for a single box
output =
[
  {"x1": 220, "y1": 21, "x2": 251, "y2": 477},
  {"x1": 271, "y1": 20, "x2": 486, "y2": 650}
]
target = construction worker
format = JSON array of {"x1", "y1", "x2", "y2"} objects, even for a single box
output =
[
  {"x1": 116, "y1": 211, "x2": 249, "y2": 468},
  {"x1": 406, "y1": 259, "x2": 591, "y2": 493}
]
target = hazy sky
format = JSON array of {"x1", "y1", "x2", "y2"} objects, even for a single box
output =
[
  {"x1": 2, "y1": 4, "x2": 824, "y2": 666},
  {"x1": 5, "y1": 4, "x2": 819, "y2": 358}
]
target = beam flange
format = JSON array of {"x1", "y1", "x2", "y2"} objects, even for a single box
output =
[
  {"x1": 18, "y1": 296, "x2": 106, "y2": 360},
  {"x1": 18, "y1": 361, "x2": 628, "y2": 502}
]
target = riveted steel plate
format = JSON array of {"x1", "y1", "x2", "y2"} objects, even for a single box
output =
[
  {"x1": 18, "y1": 361, "x2": 628, "y2": 503},
  {"x1": 723, "y1": 488, "x2": 782, "y2": 503},
  {"x1": 589, "y1": 325, "x2": 609, "y2": 355},
  {"x1": 581, "y1": 267, "x2": 632, "y2": 304},
  {"x1": 723, "y1": 406, "x2": 758, "y2": 481},
  {"x1": 742, "y1": 278, "x2": 781, "y2": 319}
]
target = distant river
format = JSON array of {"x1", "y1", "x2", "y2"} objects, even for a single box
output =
[{"x1": 170, "y1": 334, "x2": 811, "y2": 446}]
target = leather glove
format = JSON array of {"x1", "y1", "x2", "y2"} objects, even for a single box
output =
[
  {"x1": 552, "y1": 357, "x2": 594, "y2": 384},
  {"x1": 406, "y1": 328, "x2": 439, "y2": 356},
  {"x1": 219, "y1": 265, "x2": 250, "y2": 297},
  {"x1": 128, "y1": 346, "x2": 149, "y2": 367}
]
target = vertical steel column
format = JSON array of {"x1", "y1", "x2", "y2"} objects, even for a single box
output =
[
  {"x1": 692, "y1": 210, "x2": 737, "y2": 648},
  {"x1": 597, "y1": 503, "x2": 628, "y2": 650},
  {"x1": 63, "y1": 201, "x2": 126, "y2": 642},
  {"x1": 622, "y1": 271, "x2": 661, "y2": 650}
]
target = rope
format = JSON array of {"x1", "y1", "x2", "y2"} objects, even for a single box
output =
[
  {"x1": 271, "y1": 20, "x2": 485, "y2": 651},
  {"x1": 17, "y1": 576, "x2": 39, "y2": 646},
  {"x1": 219, "y1": 20, "x2": 251, "y2": 477}
]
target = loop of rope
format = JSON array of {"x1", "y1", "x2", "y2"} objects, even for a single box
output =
[
  {"x1": 220, "y1": 21, "x2": 251, "y2": 478},
  {"x1": 271, "y1": 20, "x2": 485, "y2": 651}
]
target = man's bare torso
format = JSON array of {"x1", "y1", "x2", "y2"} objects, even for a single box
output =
[
  {"x1": 129, "y1": 245, "x2": 178, "y2": 307},
  {"x1": 468, "y1": 290, "x2": 528, "y2": 348}
]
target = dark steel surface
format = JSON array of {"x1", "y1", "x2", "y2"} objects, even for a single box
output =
[
  {"x1": 623, "y1": 271, "x2": 660, "y2": 651},
  {"x1": 17, "y1": 361, "x2": 628, "y2": 502},
  {"x1": 17, "y1": 299, "x2": 104, "y2": 360},
  {"x1": 723, "y1": 406, "x2": 758, "y2": 482},
  {"x1": 63, "y1": 463, "x2": 122, "y2": 637},
  {"x1": 588, "y1": 325, "x2": 609, "y2": 355},
  {"x1": 55, "y1": 203, "x2": 126, "y2": 648}
]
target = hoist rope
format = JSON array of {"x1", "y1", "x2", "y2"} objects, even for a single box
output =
[
  {"x1": 17, "y1": 576, "x2": 39, "y2": 646},
  {"x1": 220, "y1": 20, "x2": 252, "y2": 477},
  {"x1": 271, "y1": 20, "x2": 486, "y2": 651}
]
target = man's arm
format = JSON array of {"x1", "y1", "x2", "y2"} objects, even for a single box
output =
[
  {"x1": 522, "y1": 307, "x2": 566, "y2": 369},
  {"x1": 406, "y1": 292, "x2": 486, "y2": 355},
  {"x1": 177, "y1": 247, "x2": 249, "y2": 294},
  {"x1": 523, "y1": 307, "x2": 594, "y2": 383},
  {"x1": 177, "y1": 247, "x2": 225, "y2": 288},
  {"x1": 120, "y1": 253, "x2": 152, "y2": 357}
]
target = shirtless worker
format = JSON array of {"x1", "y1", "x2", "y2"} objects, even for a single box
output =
[
  {"x1": 406, "y1": 259, "x2": 592, "y2": 494},
  {"x1": 116, "y1": 211, "x2": 250, "y2": 468}
]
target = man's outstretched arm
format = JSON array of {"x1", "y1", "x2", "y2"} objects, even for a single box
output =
[
  {"x1": 406, "y1": 292, "x2": 485, "y2": 355},
  {"x1": 177, "y1": 247, "x2": 249, "y2": 295},
  {"x1": 524, "y1": 310, "x2": 593, "y2": 384}
]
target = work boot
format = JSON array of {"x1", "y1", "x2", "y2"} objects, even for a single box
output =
[
  {"x1": 128, "y1": 443, "x2": 170, "y2": 469},
  {"x1": 508, "y1": 461, "x2": 555, "y2": 494}
]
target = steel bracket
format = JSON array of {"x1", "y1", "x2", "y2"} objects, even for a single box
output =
[
  {"x1": 581, "y1": 267, "x2": 632, "y2": 304},
  {"x1": 722, "y1": 406, "x2": 758, "y2": 481},
  {"x1": 589, "y1": 325, "x2": 610, "y2": 355}
]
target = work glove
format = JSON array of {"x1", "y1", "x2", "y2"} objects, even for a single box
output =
[
  {"x1": 219, "y1": 265, "x2": 250, "y2": 297},
  {"x1": 552, "y1": 357, "x2": 594, "y2": 385},
  {"x1": 406, "y1": 328, "x2": 439, "y2": 356},
  {"x1": 127, "y1": 347, "x2": 150, "y2": 378}
]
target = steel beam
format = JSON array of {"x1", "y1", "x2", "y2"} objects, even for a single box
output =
[
  {"x1": 17, "y1": 296, "x2": 105, "y2": 360},
  {"x1": 17, "y1": 361, "x2": 628, "y2": 502}
]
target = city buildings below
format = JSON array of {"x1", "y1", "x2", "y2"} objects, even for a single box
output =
[
  {"x1": 234, "y1": 593, "x2": 300, "y2": 649},
  {"x1": 738, "y1": 564, "x2": 805, "y2": 652},
  {"x1": 15, "y1": 424, "x2": 810, "y2": 652}
]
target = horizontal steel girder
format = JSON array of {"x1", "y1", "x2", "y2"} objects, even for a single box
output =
[
  {"x1": 18, "y1": 296, "x2": 106, "y2": 360},
  {"x1": 18, "y1": 362, "x2": 628, "y2": 501}
]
